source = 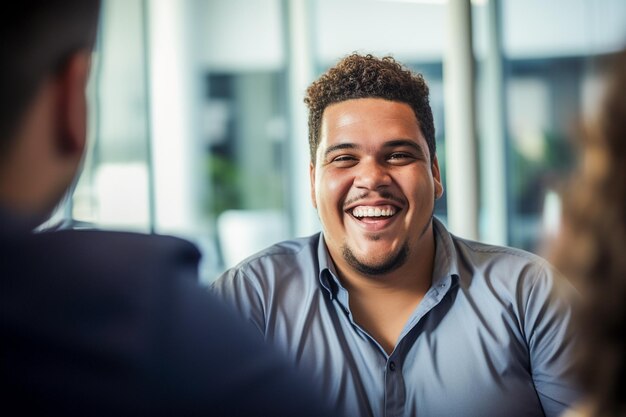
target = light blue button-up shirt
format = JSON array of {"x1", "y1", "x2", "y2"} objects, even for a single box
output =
[{"x1": 212, "y1": 218, "x2": 580, "y2": 417}]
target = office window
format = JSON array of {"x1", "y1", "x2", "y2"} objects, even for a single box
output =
[
  {"x1": 73, "y1": 0, "x2": 152, "y2": 232},
  {"x1": 72, "y1": 0, "x2": 626, "y2": 281},
  {"x1": 496, "y1": 0, "x2": 626, "y2": 251}
]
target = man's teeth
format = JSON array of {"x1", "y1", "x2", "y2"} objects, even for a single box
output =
[{"x1": 352, "y1": 207, "x2": 396, "y2": 218}]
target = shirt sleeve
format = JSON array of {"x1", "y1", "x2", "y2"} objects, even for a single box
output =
[
  {"x1": 523, "y1": 261, "x2": 581, "y2": 417},
  {"x1": 211, "y1": 265, "x2": 267, "y2": 337}
]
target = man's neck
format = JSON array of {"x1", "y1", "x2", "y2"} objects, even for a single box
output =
[{"x1": 335, "y1": 233, "x2": 436, "y2": 355}]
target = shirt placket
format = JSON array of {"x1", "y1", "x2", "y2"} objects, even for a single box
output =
[
  {"x1": 384, "y1": 354, "x2": 405, "y2": 417},
  {"x1": 384, "y1": 277, "x2": 455, "y2": 417}
]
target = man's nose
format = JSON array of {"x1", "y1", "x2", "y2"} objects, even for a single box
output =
[{"x1": 354, "y1": 159, "x2": 392, "y2": 190}]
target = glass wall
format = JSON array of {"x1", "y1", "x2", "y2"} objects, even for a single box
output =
[
  {"x1": 484, "y1": 0, "x2": 626, "y2": 251},
  {"x1": 74, "y1": 0, "x2": 152, "y2": 232},
  {"x1": 71, "y1": 0, "x2": 626, "y2": 281},
  {"x1": 193, "y1": 0, "x2": 291, "y2": 275}
]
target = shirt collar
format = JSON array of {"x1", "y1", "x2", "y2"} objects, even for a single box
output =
[
  {"x1": 317, "y1": 232, "x2": 340, "y2": 300},
  {"x1": 431, "y1": 217, "x2": 460, "y2": 288},
  {"x1": 316, "y1": 217, "x2": 460, "y2": 301}
]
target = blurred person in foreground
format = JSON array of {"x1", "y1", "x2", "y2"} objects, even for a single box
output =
[
  {"x1": 213, "y1": 53, "x2": 581, "y2": 417},
  {"x1": 553, "y1": 50, "x2": 626, "y2": 417},
  {"x1": 0, "y1": 2, "x2": 335, "y2": 416}
]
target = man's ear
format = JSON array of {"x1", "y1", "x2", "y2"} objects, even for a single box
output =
[
  {"x1": 309, "y1": 162, "x2": 317, "y2": 209},
  {"x1": 432, "y1": 155, "x2": 444, "y2": 200},
  {"x1": 55, "y1": 50, "x2": 91, "y2": 157}
]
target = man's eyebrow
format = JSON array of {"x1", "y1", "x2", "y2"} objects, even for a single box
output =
[
  {"x1": 323, "y1": 143, "x2": 361, "y2": 159},
  {"x1": 383, "y1": 139, "x2": 426, "y2": 156}
]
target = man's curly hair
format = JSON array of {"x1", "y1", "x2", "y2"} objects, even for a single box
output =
[
  {"x1": 552, "y1": 50, "x2": 626, "y2": 417},
  {"x1": 304, "y1": 53, "x2": 435, "y2": 164}
]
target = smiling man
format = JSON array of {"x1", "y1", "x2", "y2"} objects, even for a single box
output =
[{"x1": 212, "y1": 54, "x2": 580, "y2": 417}]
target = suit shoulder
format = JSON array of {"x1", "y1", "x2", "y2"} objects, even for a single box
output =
[
  {"x1": 1, "y1": 229, "x2": 202, "y2": 298},
  {"x1": 41, "y1": 229, "x2": 200, "y2": 263}
]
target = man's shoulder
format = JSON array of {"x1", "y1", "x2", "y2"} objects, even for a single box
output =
[
  {"x1": 228, "y1": 233, "x2": 321, "y2": 274},
  {"x1": 212, "y1": 233, "x2": 322, "y2": 297},
  {"x1": 30, "y1": 228, "x2": 199, "y2": 265},
  {"x1": 434, "y1": 218, "x2": 551, "y2": 277},
  {"x1": 1, "y1": 228, "x2": 202, "y2": 300},
  {"x1": 1, "y1": 228, "x2": 334, "y2": 416},
  {"x1": 444, "y1": 231, "x2": 562, "y2": 295},
  {"x1": 53, "y1": 228, "x2": 198, "y2": 252},
  {"x1": 453, "y1": 234, "x2": 549, "y2": 268}
]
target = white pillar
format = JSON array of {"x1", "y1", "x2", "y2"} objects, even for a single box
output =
[
  {"x1": 479, "y1": 0, "x2": 508, "y2": 245},
  {"x1": 443, "y1": 0, "x2": 479, "y2": 240},
  {"x1": 146, "y1": 0, "x2": 202, "y2": 236},
  {"x1": 284, "y1": 0, "x2": 320, "y2": 237}
]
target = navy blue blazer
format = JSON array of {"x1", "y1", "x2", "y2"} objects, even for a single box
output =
[{"x1": 1, "y1": 213, "x2": 333, "y2": 416}]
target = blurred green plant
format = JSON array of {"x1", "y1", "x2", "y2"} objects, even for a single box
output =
[
  {"x1": 206, "y1": 154, "x2": 241, "y2": 217},
  {"x1": 510, "y1": 130, "x2": 573, "y2": 214}
]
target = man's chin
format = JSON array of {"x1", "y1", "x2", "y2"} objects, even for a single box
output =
[{"x1": 342, "y1": 243, "x2": 408, "y2": 276}]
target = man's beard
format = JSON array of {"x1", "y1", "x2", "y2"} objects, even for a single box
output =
[
  {"x1": 342, "y1": 241, "x2": 409, "y2": 276},
  {"x1": 340, "y1": 210, "x2": 434, "y2": 277}
]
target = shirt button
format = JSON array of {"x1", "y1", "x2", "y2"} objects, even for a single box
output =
[{"x1": 389, "y1": 361, "x2": 396, "y2": 371}]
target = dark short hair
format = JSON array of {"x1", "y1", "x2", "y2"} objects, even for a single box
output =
[
  {"x1": 304, "y1": 53, "x2": 435, "y2": 164},
  {"x1": 0, "y1": 0, "x2": 101, "y2": 160}
]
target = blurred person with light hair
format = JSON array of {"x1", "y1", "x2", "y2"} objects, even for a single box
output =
[
  {"x1": 0, "y1": 2, "x2": 337, "y2": 416},
  {"x1": 553, "y1": 50, "x2": 626, "y2": 417}
]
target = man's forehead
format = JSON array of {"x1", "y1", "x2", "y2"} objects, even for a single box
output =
[
  {"x1": 321, "y1": 99, "x2": 418, "y2": 132},
  {"x1": 319, "y1": 100, "x2": 423, "y2": 145},
  {"x1": 323, "y1": 98, "x2": 416, "y2": 120}
]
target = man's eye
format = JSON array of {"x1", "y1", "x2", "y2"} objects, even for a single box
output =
[
  {"x1": 328, "y1": 155, "x2": 358, "y2": 167},
  {"x1": 332, "y1": 155, "x2": 356, "y2": 162},
  {"x1": 388, "y1": 152, "x2": 413, "y2": 161}
]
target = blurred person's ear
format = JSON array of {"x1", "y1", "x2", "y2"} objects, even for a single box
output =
[
  {"x1": 0, "y1": 50, "x2": 94, "y2": 220},
  {"x1": 55, "y1": 50, "x2": 91, "y2": 158}
]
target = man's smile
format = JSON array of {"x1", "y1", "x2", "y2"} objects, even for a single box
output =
[
  {"x1": 351, "y1": 205, "x2": 397, "y2": 218},
  {"x1": 345, "y1": 201, "x2": 403, "y2": 232}
]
